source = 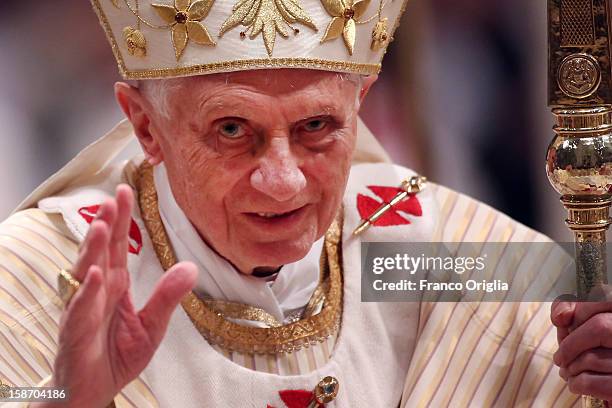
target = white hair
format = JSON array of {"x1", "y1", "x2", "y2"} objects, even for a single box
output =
[
  {"x1": 137, "y1": 78, "x2": 186, "y2": 120},
  {"x1": 137, "y1": 71, "x2": 364, "y2": 120}
]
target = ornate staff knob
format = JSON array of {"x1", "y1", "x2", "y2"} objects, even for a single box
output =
[{"x1": 547, "y1": 1, "x2": 612, "y2": 406}]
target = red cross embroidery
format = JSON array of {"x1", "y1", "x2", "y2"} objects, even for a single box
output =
[
  {"x1": 357, "y1": 185, "x2": 423, "y2": 227},
  {"x1": 267, "y1": 389, "x2": 324, "y2": 408},
  {"x1": 78, "y1": 205, "x2": 143, "y2": 255}
]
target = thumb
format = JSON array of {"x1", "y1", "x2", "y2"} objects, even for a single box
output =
[
  {"x1": 551, "y1": 294, "x2": 577, "y2": 328},
  {"x1": 138, "y1": 262, "x2": 198, "y2": 346}
]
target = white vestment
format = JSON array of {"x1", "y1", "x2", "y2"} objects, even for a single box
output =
[{"x1": 0, "y1": 119, "x2": 580, "y2": 407}]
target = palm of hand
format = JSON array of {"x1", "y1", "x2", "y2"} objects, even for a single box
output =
[{"x1": 52, "y1": 185, "x2": 197, "y2": 408}]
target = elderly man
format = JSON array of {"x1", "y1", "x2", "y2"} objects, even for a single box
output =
[{"x1": 1, "y1": 0, "x2": 611, "y2": 407}]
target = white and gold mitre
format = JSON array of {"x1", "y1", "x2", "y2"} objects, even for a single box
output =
[{"x1": 90, "y1": 0, "x2": 408, "y2": 79}]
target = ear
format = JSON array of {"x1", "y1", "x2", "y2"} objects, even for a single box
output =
[
  {"x1": 359, "y1": 74, "x2": 378, "y2": 105},
  {"x1": 114, "y1": 82, "x2": 164, "y2": 165}
]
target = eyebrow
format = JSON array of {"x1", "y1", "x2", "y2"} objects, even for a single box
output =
[{"x1": 196, "y1": 92, "x2": 347, "y2": 123}]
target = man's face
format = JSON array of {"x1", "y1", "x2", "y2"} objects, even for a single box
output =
[{"x1": 140, "y1": 70, "x2": 361, "y2": 274}]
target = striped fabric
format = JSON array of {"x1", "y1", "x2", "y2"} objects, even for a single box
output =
[
  {"x1": 399, "y1": 184, "x2": 581, "y2": 408},
  {"x1": 0, "y1": 184, "x2": 582, "y2": 407},
  {"x1": 0, "y1": 209, "x2": 156, "y2": 407}
]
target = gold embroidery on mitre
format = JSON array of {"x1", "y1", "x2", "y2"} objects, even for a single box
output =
[
  {"x1": 370, "y1": 0, "x2": 389, "y2": 51},
  {"x1": 219, "y1": 0, "x2": 318, "y2": 57},
  {"x1": 152, "y1": 0, "x2": 216, "y2": 61},
  {"x1": 110, "y1": 0, "x2": 121, "y2": 8},
  {"x1": 320, "y1": 0, "x2": 372, "y2": 55},
  {"x1": 123, "y1": 26, "x2": 148, "y2": 57},
  {"x1": 90, "y1": 0, "x2": 403, "y2": 79},
  {"x1": 124, "y1": 58, "x2": 380, "y2": 78},
  {"x1": 136, "y1": 162, "x2": 344, "y2": 354},
  {"x1": 370, "y1": 18, "x2": 388, "y2": 50}
]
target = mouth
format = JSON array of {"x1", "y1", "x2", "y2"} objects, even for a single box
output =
[
  {"x1": 247, "y1": 205, "x2": 304, "y2": 219},
  {"x1": 243, "y1": 205, "x2": 309, "y2": 226},
  {"x1": 254, "y1": 208, "x2": 301, "y2": 219}
]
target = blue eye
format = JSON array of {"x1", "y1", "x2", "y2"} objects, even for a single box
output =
[
  {"x1": 219, "y1": 121, "x2": 246, "y2": 139},
  {"x1": 303, "y1": 119, "x2": 327, "y2": 132}
]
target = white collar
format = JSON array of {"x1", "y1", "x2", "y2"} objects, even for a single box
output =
[{"x1": 153, "y1": 163, "x2": 322, "y2": 323}]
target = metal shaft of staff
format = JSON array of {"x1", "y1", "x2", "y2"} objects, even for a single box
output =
[
  {"x1": 547, "y1": 0, "x2": 612, "y2": 403},
  {"x1": 547, "y1": 108, "x2": 612, "y2": 408}
]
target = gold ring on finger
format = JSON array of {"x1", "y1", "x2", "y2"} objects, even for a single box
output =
[{"x1": 58, "y1": 269, "x2": 81, "y2": 306}]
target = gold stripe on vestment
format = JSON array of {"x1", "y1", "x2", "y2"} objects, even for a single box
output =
[
  {"x1": 0, "y1": 330, "x2": 42, "y2": 384},
  {"x1": 404, "y1": 216, "x2": 517, "y2": 401},
  {"x1": 0, "y1": 307, "x2": 54, "y2": 365},
  {"x1": 0, "y1": 280, "x2": 57, "y2": 348},
  {"x1": 435, "y1": 245, "x2": 554, "y2": 407},
  {"x1": 0, "y1": 224, "x2": 75, "y2": 268},
  {"x1": 0, "y1": 247, "x2": 63, "y2": 311},
  {"x1": 440, "y1": 228, "x2": 520, "y2": 406},
  {"x1": 2, "y1": 325, "x2": 52, "y2": 376},
  {"x1": 477, "y1": 303, "x2": 548, "y2": 406},
  {"x1": 0, "y1": 350, "x2": 30, "y2": 386},
  {"x1": 21, "y1": 212, "x2": 79, "y2": 247},
  {"x1": 504, "y1": 325, "x2": 555, "y2": 407}
]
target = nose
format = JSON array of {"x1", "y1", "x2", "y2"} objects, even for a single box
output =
[{"x1": 250, "y1": 137, "x2": 307, "y2": 202}]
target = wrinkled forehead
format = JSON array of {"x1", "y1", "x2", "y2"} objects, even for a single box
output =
[
  {"x1": 217, "y1": 69, "x2": 360, "y2": 91},
  {"x1": 140, "y1": 68, "x2": 360, "y2": 97}
]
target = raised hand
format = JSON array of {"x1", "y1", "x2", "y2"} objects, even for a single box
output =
[{"x1": 37, "y1": 184, "x2": 197, "y2": 408}]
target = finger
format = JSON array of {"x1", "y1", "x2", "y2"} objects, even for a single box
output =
[
  {"x1": 567, "y1": 372, "x2": 612, "y2": 400},
  {"x1": 61, "y1": 265, "x2": 105, "y2": 344},
  {"x1": 557, "y1": 326, "x2": 571, "y2": 346},
  {"x1": 104, "y1": 186, "x2": 134, "y2": 307},
  {"x1": 88, "y1": 198, "x2": 117, "y2": 242},
  {"x1": 552, "y1": 296, "x2": 576, "y2": 345},
  {"x1": 138, "y1": 262, "x2": 198, "y2": 347},
  {"x1": 566, "y1": 348, "x2": 612, "y2": 378},
  {"x1": 73, "y1": 220, "x2": 110, "y2": 282},
  {"x1": 554, "y1": 312, "x2": 612, "y2": 367},
  {"x1": 573, "y1": 291, "x2": 612, "y2": 328},
  {"x1": 109, "y1": 185, "x2": 134, "y2": 269},
  {"x1": 76, "y1": 199, "x2": 116, "y2": 276},
  {"x1": 551, "y1": 294, "x2": 576, "y2": 328},
  {"x1": 96, "y1": 199, "x2": 117, "y2": 273},
  {"x1": 559, "y1": 366, "x2": 568, "y2": 381}
]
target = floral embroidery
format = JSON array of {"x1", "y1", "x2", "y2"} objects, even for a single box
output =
[
  {"x1": 320, "y1": 0, "x2": 371, "y2": 55},
  {"x1": 219, "y1": 0, "x2": 317, "y2": 57},
  {"x1": 152, "y1": 0, "x2": 216, "y2": 61}
]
